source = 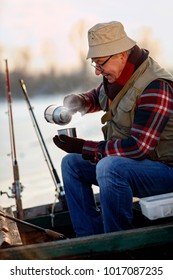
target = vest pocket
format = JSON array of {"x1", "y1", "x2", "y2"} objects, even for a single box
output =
[{"x1": 113, "y1": 98, "x2": 135, "y2": 128}]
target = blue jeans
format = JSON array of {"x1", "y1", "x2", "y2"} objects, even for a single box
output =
[{"x1": 61, "y1": 154, "x2": 173, "y2": 237}]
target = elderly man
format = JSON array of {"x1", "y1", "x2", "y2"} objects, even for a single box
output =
[{"x1": 53, "y1": 21, "x2": 173, "y2": 237}]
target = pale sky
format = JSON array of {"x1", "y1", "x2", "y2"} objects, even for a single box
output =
[{"x1": 1, "y1": 0, "x2": 173, "y2": 73}]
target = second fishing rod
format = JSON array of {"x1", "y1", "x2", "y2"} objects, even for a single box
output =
[{"x1": 19, "y1": 79, "x2": 66, "y2": 209}]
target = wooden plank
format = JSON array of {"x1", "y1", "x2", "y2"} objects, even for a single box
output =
[
  {"x1": 0, "y1": 207, "x2": 22, "y2": 248},
  {"x1": 1, "y1": 222, "x2": 173, "y2": 259}
]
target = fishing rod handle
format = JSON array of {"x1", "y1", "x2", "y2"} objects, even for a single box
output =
[{"x1": 44, "y1": 229, "x2": 66, "y2": 239}]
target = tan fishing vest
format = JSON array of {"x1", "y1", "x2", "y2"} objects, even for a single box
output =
[{"x1": 99, "y1": 57, "x2": 173, "y2": 162}]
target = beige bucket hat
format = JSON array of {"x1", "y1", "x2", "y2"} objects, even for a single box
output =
[{"x1": 87, "y1": 21, "x2": 136, "y2": 59}]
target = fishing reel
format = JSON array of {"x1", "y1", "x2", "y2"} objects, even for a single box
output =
[
  {"x1": 0, "y1": 182, "x2": 24, "y2": 199},
  {"x1": 44, "y1": 105, "x2": 72, "y2": 125}
]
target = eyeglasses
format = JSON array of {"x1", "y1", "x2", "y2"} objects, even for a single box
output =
[{"x1": 91, "y1": 55, "x2": 113, "y2": 72}]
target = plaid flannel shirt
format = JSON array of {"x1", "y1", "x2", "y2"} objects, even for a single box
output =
[{"x1": 81, "y1": 79, "x2": 173, "y2": 162}]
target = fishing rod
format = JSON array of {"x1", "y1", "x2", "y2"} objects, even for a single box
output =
[
  {"x1": 19, "y1": 79, "x2": 66, "y2": 208},
  {"x1": 4, "y1": 60, "x2": 24, "y2": 220},
  {"x1": 0, "y1": 210, "x2": 66, "y2": 240}
]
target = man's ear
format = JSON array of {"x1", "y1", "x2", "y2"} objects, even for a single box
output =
[{"x1": 119, "y1": 51, "x2": 128, "y2": 64}]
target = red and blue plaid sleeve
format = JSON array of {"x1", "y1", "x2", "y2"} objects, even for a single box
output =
[{"x1": 79, "y1": 84, "x2": 103, "y2": 113}]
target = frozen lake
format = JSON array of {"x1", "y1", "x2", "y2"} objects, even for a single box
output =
[{"x1": 0, "y1": 94, "x2": 103, "y2": 210}]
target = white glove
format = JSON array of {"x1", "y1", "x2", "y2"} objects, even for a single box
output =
[{"x1": 63, "y1": 94, "x2": 85, "y2": 114}]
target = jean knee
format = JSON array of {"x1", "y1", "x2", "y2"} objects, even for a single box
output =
[
  {"x1": 62, "y1": 154, "x2": 79, "y2": 176},
  {"x1": 61, "y1": 154, "x2": 73, "y2": 170},
  {"x1": 61, "y1": 154, "x2": 85, "y2": 177},
  {"x1": 96, "y1": 157, "x2": 121, "y2": 179},
  {"x1": 96, "y1": 157, "x2": 135, "y2": 189}
]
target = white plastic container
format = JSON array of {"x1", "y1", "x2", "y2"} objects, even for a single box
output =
[{"x1": 139, "y1": 192, "x2": 173, "y2": 220}]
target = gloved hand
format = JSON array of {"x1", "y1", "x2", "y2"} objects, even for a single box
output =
[
  {"x1": 63, "y1": 94, "x2": 84, "y2": 114},
  {"x1": 53, "y1": 134, "x2": 85, "y2": 154}
]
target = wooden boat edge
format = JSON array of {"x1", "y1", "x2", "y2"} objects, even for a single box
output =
[{"x1": 1, "y1": 222, "x2": 173, "y2": 260}]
